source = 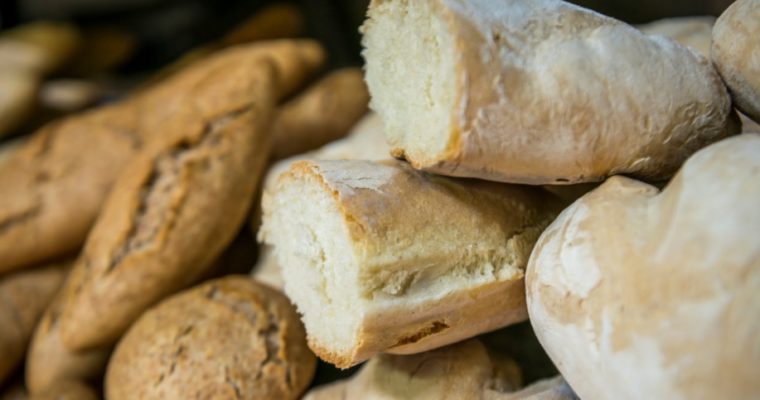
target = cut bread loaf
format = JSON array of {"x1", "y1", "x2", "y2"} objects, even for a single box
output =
[
  {"x1": 526, "y1": 134, "x2": 760, "y2": 399},
  {"x1": 260, "y1": 159, "x2": 560, "y2": 367},
  {"x1": 362, "y1": 0, "x2": 737, "y2": 184},
  {"x1": 712, "y1": 0, "x2": 760, "y2": 123}
]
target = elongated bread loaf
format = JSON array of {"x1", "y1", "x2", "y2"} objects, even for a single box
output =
[
  {"x1": 526, "y1": 134, "x2": 760, "y2": 399},
  {"x1": 0, "y1": 40, "x2": 325, "y2": 274},
  {"x1": 712, "y1": 0, "x2": 760, "y2": 123},
  {"x1": 260, "y1": 159, "x2": 560, "y2": 367},
  {"x1": 362, "y1": 0, "x2": 737, "y2": 184},
  {"x1": 0, "y1": 261, "x2": 68, "y2": 383},
  {"x1": 303, "y1": 339, "x2": 522, "y2": 400},
  {"x1": 56, "y1": 41, "x2": 324, "y2": 351}
]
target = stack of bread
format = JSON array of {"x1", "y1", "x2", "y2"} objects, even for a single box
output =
[{"x1": 0, "y1": 0, "x2": 757, "y2": 399}]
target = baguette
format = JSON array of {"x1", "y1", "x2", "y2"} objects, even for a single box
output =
[
  {"x1": 0, "y1": 261, "x2": 68, "y2": 384},
  {"x1": 56, "y1": 41, "x2": 324, "y2": 351},
  {"x1": 106, "y1": 276, "x2": 315, "y2": 400},
  {"x1": 712, "y1": 0, "x2": 760, "y2": 123},
  {"x1": 0, "y1": 41, "x2": 325, "y2": 274},
  {"x1": 260, "y1": 159, "x2": 560, "y2": 367},
  {"x1": 526, "y1": 134, "x2": 760, "y2": 399},
  {"x1": 271, "y1": 68, "x2": 370, "y2": 160},
  {"x1": 362, "y1": 0, "x2": 737, "y2": 184}
]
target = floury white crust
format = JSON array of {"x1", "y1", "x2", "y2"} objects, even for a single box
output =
[
  {"x1": 260, "y1": 159, "x2": 560, "y2": 367},
  {"x1": 362, "y1": 0, "x2": 737, "y2": 184},
  {"x1": 526, "y1": 134, "x2": 760, "y2": 399}
]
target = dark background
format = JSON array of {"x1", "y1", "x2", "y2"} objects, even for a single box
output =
[{"x1": 0, "y1": 0, "x2": 735, "y2": 73}]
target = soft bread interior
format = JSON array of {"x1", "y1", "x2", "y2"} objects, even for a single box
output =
[
  {"x1": 261, "y1": 170, "x2": 362, "y2": 359},
  {"x1": 362, "y1": 0, "x2": 456, "y2": 163}
]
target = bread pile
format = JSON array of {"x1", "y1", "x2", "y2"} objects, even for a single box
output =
[{"x1": 0, "y1": 0, "x2": 758, "y2": 399}]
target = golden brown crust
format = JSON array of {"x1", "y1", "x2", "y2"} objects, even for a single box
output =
[
  {"x1": 106, "y1": 276, "x2": 315, "y2": 400},
  {"x1": 0, "y1": 40, "x2": 324, "y2": 274},
  {"x1": 271, "y1": 68, "x2": 370, "y2": 160},
  {"x1": 712, "y1": 0, "x2": 760, "y2": 122},
  {"x1": 0, "y1": 261, "x2": 69, "y2": 383}
]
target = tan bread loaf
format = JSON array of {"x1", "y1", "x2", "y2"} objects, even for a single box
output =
[
  {"x1": 712, "y1": 0, "x2": 760, "y2": 123},
  {"x1": 0, "y1": 40, "x2": 325, "y2": 274},
  {"x1": 25, "y1": 291, "x2": 110, "y2": 394},
  {"x1": 55, "y1": 41, "x2": 324, "y2": 352},
  {"x1": 0, "y1": 22, "x2": 80, "y2": 74},
  {"x1": 304, "y1": 339, "x2": 522, "y2": 400},
  {"x1": 362, "y1": 0, "x2": 737, "y2": 184},
  {"x1": 271, "y1": 68, "x2": 370, "y2": 160},
  {"x1": 0, "y1": 261, "x2": 68, "y2": 384},
  {"x1": 637, "y1": 16, "x2": 715, "y2": 57},
  {"x1": 526, "y1": 134, "x2": 760, "y2": 399},
  {"x1": 29, "y1": 380, "x2": 97, "y2": 400},
  {"x1": 106, "y1": 276, "x2": 315, "y2": 400},
  {"x1": 260, "y1": 159, "x2": 560, "y2": 367},
  {"x1": 0, "y1": 70, "x2": 38, "y2": 138}
]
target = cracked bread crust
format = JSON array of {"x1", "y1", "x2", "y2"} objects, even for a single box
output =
[
  {"x1": 0, "y1": 40, "x2": 325, "y2": 274},
  {"x1": 106, "y1": 276, "x2": 315, "y2": 400},
  {"x1": 55, "y1": 41, "x2": 325, "y2": 352},
  {"x1": 0, "y1": 260, "x2": 69, "y2": 383}
]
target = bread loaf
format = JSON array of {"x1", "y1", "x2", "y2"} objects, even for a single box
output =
[
  {"x1": 712, "y1": 0, "x2": 760, "y2": 123},
  {"x1": 637, "y1": 16, "x2": 714, "y2": 57},
  {"x1": 106, "y1": 276, "x2": 315, "y2": 400},
  {"x1": 362, "y1": 0, "x2": 737, "y2": 184},
  {"x1": 29, "y1": 380, "x2": 97, "y2": 400},
  {"x1": 0, "y1": 70, "x2": 38, "y2": 138},
  {"x1": 55, "y1": 41, "x2": 324, "y2": 351},
  {"x1": 304, "y1": 339, "x2": 522, "y2": 399},
  {"x1": 526, "y1": 134, "x2": 760, "y2": 399},
  {"x1": 260, "y1": 159, "x2": 560, "y2": 367},
  {"x1": 271, "y1": 68, "x2": 370, "y2": 160},
  {"x1": 0, "y1": 261, "x2": 68, "y2": 383}
]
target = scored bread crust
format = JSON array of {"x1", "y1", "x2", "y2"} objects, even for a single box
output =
[
  {"x1": 363, "y1": 0, "x2": 737, "y2": 184},
  {"x1": 526, "y1": 134, "x2": 760, "y2": 399},
  {"x1": 261, "y1": 159, "x2": 561, "y2": 368}
]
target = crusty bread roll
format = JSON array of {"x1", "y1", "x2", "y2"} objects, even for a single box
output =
[
  {"x1": 362, "y1": 0, "x2": 737, "y2": 184},
  {"x1": 637, "y1": 16, "x2": 714, "y2": 57},
  {"x1": 106, "y1": 276, "x2": 315, "y2": 400},
  {"x1": 0, "y1": 261, "x2": 68, "y2": 384},
  {"x1": 712, "y1": 0, "x2": 760, "y2": 123},
  {"x1": 304, "y1": 339, "x2": 522, "y2": 400},
  {"x1": 271, "y1": 68, "x2": 371, "y2": 160},
  {"x1": 25, "y1": 292, "x2": 110, "y2": 394},
  {"x1": 526, "y1": 134, "x2": 760, "y2": 399},
  {"x1": 260, "y1": 159, "x2": 560, "y2": 367},
  {"x1": 55, "y1": 41, "x2": 325, "y2": 352}
]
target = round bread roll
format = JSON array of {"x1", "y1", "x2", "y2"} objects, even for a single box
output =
[
  {"x1": 526, "y1": 134, "x2": 760, "y2": 399},
  {"x1": 106, "y1": 276, "x2": 315, "y2": 400},
  {"x1": 712, "y1": 0, "x2": 760, "y2": 123}
]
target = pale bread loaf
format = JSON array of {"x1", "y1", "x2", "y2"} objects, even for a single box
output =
[
  {"x1": 637, "y1": 16, "x2": 714, "y2": 57},
  {"x1": 260, "y1": 159, "x2": 560, "y2": 367},
  {"x1": 712, "y1": 0, "x2": 760, "y2": 123},
  {"x1": 362, "y1": 0, "x2": 737, "y2": 184},
  {"x1": 526, "y1": 134, "x2": 760, "y2": 399}
]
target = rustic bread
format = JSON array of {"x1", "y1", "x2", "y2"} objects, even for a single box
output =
[
  {"x1": 260, "y1": 159, "x2": 560, "y2": 367},
  {"x1": 0, "y1": 261, "x2": 68, "y2": 384},
  {"x1": 46, "y1": 41, "x2": 323, "y2": 352},
  {"x1": 526, "y1": 134, "x2": 760, "y2": 399},
  {"x1": 637, "y1": 16, "x2": 714, "y2": 57},
  {"x1": 362, "y1": 0, "x2": 737, "y2": 184},
  {"x1": 304, "y1": 339, "x2": 522, "y2": 400},
  {"x1": 25, "y1": 291, "x2": 110, "y2": 394},
  {"x1": 106, "y1": 276, "x2": 315, "y2": 400},
  {"x1": 271, "y1": 68, "x2": 370, "y2": 160},
  {"x1": 29, "y1": 380, "x2": 97, "y2": 400},
  {"x1": 712, "y1": 0, "x2": 760, "y2": 123}
]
